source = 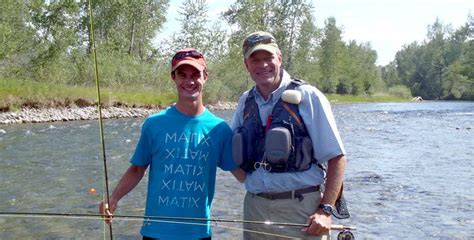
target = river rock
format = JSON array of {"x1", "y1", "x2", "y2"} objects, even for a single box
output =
[{"x1": 0, "y1": 102, "x2": 236, "y2": 124}]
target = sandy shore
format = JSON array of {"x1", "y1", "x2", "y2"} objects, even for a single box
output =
[{"x1": 0, "y1": 102, "x2": 237, "y2": 124}]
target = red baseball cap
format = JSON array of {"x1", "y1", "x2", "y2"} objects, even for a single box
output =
[{"x1": 171, "y1": 48, "x2": 207, "y2": 72}]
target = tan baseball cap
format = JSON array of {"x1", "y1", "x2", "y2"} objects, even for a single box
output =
[{"x1": 242, "y1": 31, "x2": 280, "y2": 59}]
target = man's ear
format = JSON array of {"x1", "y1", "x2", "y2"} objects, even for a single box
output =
[
  {"x1": 203, "y1": 69, "x2": 209, "y2": 80},
  {"x1": 244, "y1": 59, "x2": 249, "y2": 70},
  {"x1": 171, "y1": 71, "x2": 176, "y2": 80}
]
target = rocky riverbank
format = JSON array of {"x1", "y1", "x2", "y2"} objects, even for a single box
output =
[{"x1": 0, "y1": 102, "x2": 237, "y2": 124}]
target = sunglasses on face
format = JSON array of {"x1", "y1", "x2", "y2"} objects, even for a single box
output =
[
  {"x1": 243, "y1": 34, "x2": 276, "y2": 54},
  {"x1": 172, "y1": 50, "x2": 204, "y2": 61}
]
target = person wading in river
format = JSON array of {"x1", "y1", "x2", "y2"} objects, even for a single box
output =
[
  {"x1": 99, "y1": 48, "x2": 245, "y2": 240},
  {"x1": 231, "y1": 31, "x2": 348, "y2": 239}
]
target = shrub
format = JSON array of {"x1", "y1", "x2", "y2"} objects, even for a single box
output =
[{"x1": 387, "y1": 85, "x2": 412, "y2": 99}]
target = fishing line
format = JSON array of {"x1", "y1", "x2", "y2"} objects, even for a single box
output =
[
  {"x1": 0, "y1": 212, "x2": 356, "y2": 230},
  {"x1": 87, "y1": 0, "x2": 113, "y2": 239},
  {"x1": 0, "y1": 212, "x2": 303, "y2": 239},
  {"x1": 0, "y1": 212, "x2": 355, "y2": 239},
  {"x1": 0, "y1": 212, "x2": 303, "y2": 226}
]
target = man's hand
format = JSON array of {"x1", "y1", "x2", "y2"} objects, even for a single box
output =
[
  {"x1": 99, "y1": 198, "x2": 117, "y2": 225},
  {"x1": 302, "y1": 211, "x2": 332, "y2": 236}
]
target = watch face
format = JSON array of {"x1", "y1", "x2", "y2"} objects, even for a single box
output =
[{"x1": 320, "y1": 204, "x2": 333, "y2": 214}]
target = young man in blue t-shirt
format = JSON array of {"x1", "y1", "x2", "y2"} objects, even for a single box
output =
[{"x1": 99, "y1": 48, "x2": 245, "y2": 240}]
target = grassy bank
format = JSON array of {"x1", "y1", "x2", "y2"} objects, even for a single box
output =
[
  {"x1": 327, "y1": 93, "x2": 408, "y2": 103},
  {"x1": 0, "y1": 79, "x2": 176, "y2": 111},
  {"x1": 1, "y1": 79, "x2": 408, "y2": 112}
]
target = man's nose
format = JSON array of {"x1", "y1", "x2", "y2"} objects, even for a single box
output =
[{"x1": 184, "y1": 77, "x2": 196, "y2": 83}]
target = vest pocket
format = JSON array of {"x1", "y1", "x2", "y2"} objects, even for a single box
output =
[{"x1": 265, "y1": 126, "x2": 292, "y2": 165}]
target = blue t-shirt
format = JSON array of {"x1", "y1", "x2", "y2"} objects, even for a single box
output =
[{"x1": 130, "y1": 106, "x2": 237, "y2": 239}]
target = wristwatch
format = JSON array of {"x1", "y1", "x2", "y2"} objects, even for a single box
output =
[{"x1": 318, "y1": 204, "x2": 334, "y2": 216}]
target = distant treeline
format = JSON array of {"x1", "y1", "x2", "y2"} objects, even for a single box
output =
[{"x1": 1, "y1": 0, "x2": 472, "y2": 102}]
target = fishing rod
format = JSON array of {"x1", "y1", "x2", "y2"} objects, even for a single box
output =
[
  {"x1": 1, "y1": 212, "x2": 357, "y2": 239},
  {"x1": 0, "y1": 212, "x2": 292, "y2": 239},
  {"x1": 0, "y1": 211, "x2": 356, "y2": 231},
  {"x1": 87, "y1": 0, "x2": 113, "y2": 239}
]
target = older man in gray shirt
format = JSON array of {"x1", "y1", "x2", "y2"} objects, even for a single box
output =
[{"x1": 231, "y1": 31, "x2": 347, "y2": 239}]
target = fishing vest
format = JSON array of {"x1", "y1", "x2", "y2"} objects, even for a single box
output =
[
  {"x1": 232, "y1": 79, "x2": 351, "y2": 220},
  {"x1": 233, "y1": 79, "x2": 316, "y2": 173}
]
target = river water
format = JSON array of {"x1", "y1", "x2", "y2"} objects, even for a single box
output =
[{"x1": 1, "y1": 101, "x2": 473, "y2": 239}]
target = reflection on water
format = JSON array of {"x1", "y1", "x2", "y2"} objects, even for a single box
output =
[{"x1": 1, "y1": 101, "x2": 473, "y2": 239}]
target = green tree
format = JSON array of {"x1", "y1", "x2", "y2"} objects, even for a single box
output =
[
  {"x1": 223, "y1": 0, "x2": 317, "y2": 75},
  {"x1": 159, "y1": 0, "x2": 230, "y2": 102},
  {"x1": 441, "y1": 14, "x2": 473, "y2": 99},
  {"x1": 86, "y1": 0, "x2": 168, "y2": 58},
  {"x1": 172, "y1": 0, "x2": 209, "y2": 51},
  {"x1": 442, "y1": 62, "x2": 470, "y2": 99},
  {"x1": 270, "y1": 0, "x2": 315, "y2": 72},
  {"x1": 223, "y1": 0, "x2": 270, "y2": 43},
  {"x1": 0, "y1": 1, "x2": 36, "y2": 77},
  {"x1": 423, "y1": 18, "x2": 449, "y2": 99},
  {"x1": 81, "y1": 0, "x2": 170, "y2": 87},
  {"x1": 27, "y1": 0, "x2": 83, "y2": 83},
  {"x1": 217, "y1": 0, "x2": 273, "y2": 100},
  {"x1": 291, "y1": 8, "x2": 321, "y2": 84},
  {"x1": 169, "y1": 0, "x2": 226, "y2": 61},
  {"x1": 394, "y1": 16, "x2": 473, "y2": 100},
  {"x1": 381, "y1": 61, "x2": 401, "y2": 87},
  {"x1": 338, "y1": 41, "x2": 378, "y2": 95},
  {"x1": 318, "y1": 17, "x2": 345, "y2": 93},
  {"x1": 28, "y1": 0, "x2": 81, "y2": 64},
  {"x1": 395, "y1": 42, "x2": 420, "y2": 89}
]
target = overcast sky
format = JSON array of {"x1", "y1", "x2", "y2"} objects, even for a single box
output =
[{"x1": 159, "y1": 0, "x2": 473, "y2": 65}]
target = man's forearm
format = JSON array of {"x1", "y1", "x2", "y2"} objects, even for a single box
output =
[
  {"x1": 320, "y1": 155, "x2": 346, "y2": 205},
  {"x1": 110, "y1": 165, "x2": 147, "y2": 202}
]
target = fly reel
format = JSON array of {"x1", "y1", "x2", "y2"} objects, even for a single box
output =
[{"x1": 337, "y1": 229, "x2": 355, "y2": 240}]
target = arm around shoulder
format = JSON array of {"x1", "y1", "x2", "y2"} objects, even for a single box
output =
[{"x1": 231, "y1": 168, "x2": 246, "y2": 183}]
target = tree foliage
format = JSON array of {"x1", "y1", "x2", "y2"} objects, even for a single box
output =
[
  {"x1": 3, "y1": 0, "x2": 170, "y2": 89},
  {"x1": 2, "y1": 0, "x2": 471, "y2": 105},
  {"x1": 318, "y1": 17, "x2": 345, "y2": 93},
  {"x1": 388, "y1": 16, "x2": 473, "y2": 100},
  {"x1": 0, "y1": 1, "x2": 36, "y2": 77},
  {"x1": 220, "y1": 0, "x2": 325, "y2": 96},
  {"x1": 85, "y1": 0, "x2": 168, "y2": 58}
]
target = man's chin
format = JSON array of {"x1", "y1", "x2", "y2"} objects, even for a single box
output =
[
  {"x1": 254, "y1": 77, "x2": 276, "y2": 84},
  {"x1": 181, "y1": 93, "x2": 200, "y2": 101}
]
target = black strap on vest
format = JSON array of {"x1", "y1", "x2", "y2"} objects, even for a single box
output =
[{"x1": 240, "y1": 89, "x2": 265, "y2": 172}]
